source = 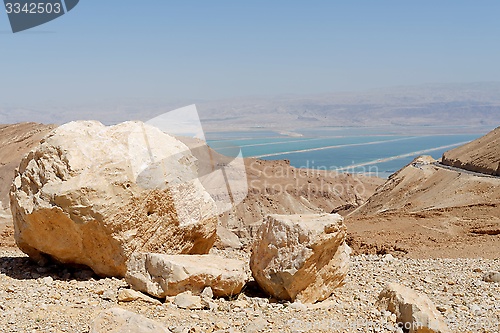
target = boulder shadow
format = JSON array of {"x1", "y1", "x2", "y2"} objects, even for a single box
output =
[{"x1": 0, "y1": 255, "x2": 97, "y2": 281}]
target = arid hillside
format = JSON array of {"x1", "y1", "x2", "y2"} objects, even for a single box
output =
[
  {"x1": 0, "y1": 123, "x2": 56, "y2": 210},
  {"x1": 347, "y1": 154, "x2": 500, "y2": 258},
  {"x1": 347, "y1": 126, "x2": 500, "y2": 259},
  {"x1": 168, "y1": 136, "x2": 383, "y2": 242},
  {"x1": 442, "y1": 126, "x2": 500, "y2": 176}
]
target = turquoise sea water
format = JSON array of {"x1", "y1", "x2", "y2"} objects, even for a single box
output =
[{"x1": 207, "y1": 131, "x2": 483, "y2": 178}]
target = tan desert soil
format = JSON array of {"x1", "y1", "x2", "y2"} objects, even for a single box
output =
[
  {"x1": 346, "y1": 156, "x2": 500, "y2": 258},
  {"x1": 442, "y1": 126, "x2": 500, "y2": 176}
]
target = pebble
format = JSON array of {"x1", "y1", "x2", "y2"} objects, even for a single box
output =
[
  {"x1": 483, "y1": 271, "x2": 500, "y2": 283},
  {"x1": 174, "y1": 291, "x2": 203, "y2": 310},
  {"x1": 101, "y1": 289, "x2": 115, "y2": 301},
  {"x1": 42, "y1": 276, "x2": 53, "y2": 286},
  {"x1": 289, "y1": 301, "x2": 307, "y2": 311}
]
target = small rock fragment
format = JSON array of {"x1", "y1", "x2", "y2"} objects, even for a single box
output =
[
  {"x1": 42, "y1": 276, "x2": 53, "y2": 286},
  {"x1": 90, "y1": 308, "x2": 169, "y2": 333},
  {"x1": 289, "y1": 301, "x2": 308, "y2": 311},
  {"x1": 382, "y1": 254, "x2": 395, "y2": 263},
  {"x1": 101, "y1": 290, "x2": 115, "y2": 301},
  {"x1": 174, "y1": 291, "x2": 203, "y2": 310},
  {"x1": 117, "y1": 289, "x2": 161, "y2": 304},
  {"x1": 377, "y1": 283, "x2": 450, "y2": 333},
  {"x1": 483, "y1": 271, "x2": 500, "y2": 283},
  {"x1": 118, "y1": 289, "x2": 141, "y2": 302},
  {"x1": 215, "y1": 226, "x2": 243, "y2": 249},
  {"x1": 201, "y1": 286, "x2": 214, "y2": 299}
]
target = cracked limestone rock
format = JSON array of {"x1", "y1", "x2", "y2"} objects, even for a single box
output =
[
  {"x1": 10, "y1": 121, "x2": 218, "y2": 277},
  {"x1": 377, "y1": 283, "x2": 451, "y2": 333},
  {"x1": 126, "y1": 252, "x2": 247, "y2": 298},
  {"x1": 250, "y1": 213, "x2": 350, "y2": 303}
]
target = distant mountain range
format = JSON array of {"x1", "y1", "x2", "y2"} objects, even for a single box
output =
[
  {"x1": 1, "y1": 82, "x2": 500, "y2": 132},
  {"x1": 196, "y1": 82, "x2": 500, "y2": 132}
]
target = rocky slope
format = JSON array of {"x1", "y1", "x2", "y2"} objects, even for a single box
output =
[
  {"x1": 346, "y1": 127, "x2": 500, "y2": 258},
  {"x1": 346, "y1": 155, "x2": 500, "y2": 258},
  {"x1": 442, "y1": 126, "x2": 500, "y2": 176}
]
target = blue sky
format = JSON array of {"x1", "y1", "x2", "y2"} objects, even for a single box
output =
[{"x1": 1, "y1": 1, "x2": 500, "y2": 107}]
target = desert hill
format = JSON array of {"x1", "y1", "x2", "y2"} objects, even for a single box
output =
[
  {"x1": 442, "y1": 126, "x2": 500, "y2": 176},
  {"x1": 351, "y1": 156, "x2": 499, "y2": 215},
  {"x1": 347, "y1": 125, "x2": 500, "y2": 259},
  {"x1": 347, "y1": 144, "x2": 500, "y2": 258},
  {"x1": 0, "y1": 123, "x2": 56, "y2": 211},
  {"x1": 178, "y1": 136, "x2": 382, "y2": 239}
]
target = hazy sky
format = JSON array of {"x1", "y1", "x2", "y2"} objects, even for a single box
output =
[{"x1": 1, "y1": 1, "x2": 500, "y2": 107}]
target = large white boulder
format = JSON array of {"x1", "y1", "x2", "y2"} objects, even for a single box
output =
[
  {"x1": 250, "y1": 213, "x2": 350, "y2": 303},
  {"x1": 10, "y1": 121, "x2": 218, "y2": 276},
  {"x1": 125, "y1": 252, "x2": 247, "y2": 298},
  {"x1": 377, "y1": 283, "x2": 450, "y2": 333}
]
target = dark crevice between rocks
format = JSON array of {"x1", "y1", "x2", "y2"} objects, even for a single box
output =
[{"x1": 240, "y1": 281, "x2": 266, "y2": 298}]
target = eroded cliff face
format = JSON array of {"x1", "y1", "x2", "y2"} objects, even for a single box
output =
[{"x1": 442, "y1": 126, "x2": 500, "y2": 176}]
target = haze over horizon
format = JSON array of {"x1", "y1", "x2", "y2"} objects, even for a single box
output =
[
  {"x1": 2, "y1": 1, "x2": 500, "y2": 112},
  {"x1": 1, "y1": 81, "x2": 500, "y2": 128}
]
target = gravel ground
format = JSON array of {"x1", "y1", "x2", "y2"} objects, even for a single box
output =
[{"x1": 0, "y1": 247, "x2": 498, "y2": 333}]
